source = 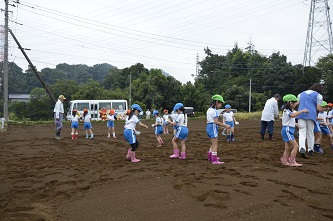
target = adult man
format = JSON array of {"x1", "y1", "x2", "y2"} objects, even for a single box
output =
[
  {"x1": 146, "y1": 109, "x2": 151, "y2": 119},
  {"x1": 54, "y1": 95, "x2": 66, "y2": 140},
  {"x1": 297, "y1": 83, "x2": 324, "y2": 158},
  {"x1": 260, "y1": 94, "x2": 281, "y2": 140}
]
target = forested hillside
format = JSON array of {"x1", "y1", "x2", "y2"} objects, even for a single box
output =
[{"x1": 1, "y1": 45, "x2": 332, "y2": 120}]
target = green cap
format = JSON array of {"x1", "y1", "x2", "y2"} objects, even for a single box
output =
[
  {"x1": 321, "y1": 101, "x2": 328, "y2": 107},
  {"x1": 283, "y1": 94, "x2": 299, "y2": 102},
  {"x1": 212, "y1": 94, "x2": 224, "y2": 103}
]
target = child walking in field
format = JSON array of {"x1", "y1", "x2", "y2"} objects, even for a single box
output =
[
  {"x1": 107, "y1": 109, "x2": 117, "y2": 138},
  {"x1": 167, "y1": 103, "x2": 188, "y2": 160},
  {"x1": 152, "y1": 110, "x2": 164, "y2": 147},
  {"x1": 124, "y1": 104, "x2": 148, "y2": 163},
  {"x1": 206, "y1": 95, "x2": 230, "y2": 164},
  {"x1": 83, "y1": 109, "x2": 94, "y2": 139},
  {"x1": 327, "y1": 103, "x2": 333, "y2": 137},
  {"x1": 171, "y1": 110, "x2": 178, "y2": 136},
  {"x1": 314, "y1": 101, "x2": 333, "y2": 152},
  {"x1": 70, "y1": 108, "x2": 80, "y2": 140},
  {"x1": 280, "y1": 94, "x2": 309, "y2": 166},
  {"x1": 222, "y1": 104, "x2": 238, "y2": 141},
  {"x1": 163, "y1": 109, "x2": 169, "y2": 134}
]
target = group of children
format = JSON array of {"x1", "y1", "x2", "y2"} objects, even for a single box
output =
[
  {"x1": 280, "y1": 95, "x2": 333, "y2": 167},
  {"x1": 70, "y1": 108, "x2": 118, "y2": 140},
  {"x1": 68, "y1": 93, "x2": 333, "y2": 166}
]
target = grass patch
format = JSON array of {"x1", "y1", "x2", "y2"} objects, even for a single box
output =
[{"x1": 234, "y1": 112, "x2": 261, "y2": 120}]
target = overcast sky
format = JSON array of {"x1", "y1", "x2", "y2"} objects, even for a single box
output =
[{"x1": 2, "y1": 0, "x2": 332, "y2": 83}]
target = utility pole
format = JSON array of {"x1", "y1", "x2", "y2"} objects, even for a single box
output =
[
  {"x1": 249, "y1": 78, "x2": 251, "y2": 113},
  {"x1": 129, "y1": 71, "x2": 132, "y2": 108},
  {"x1": 3, "y1": 0, "x2": 9, "y2": 121},
  {"x1": 303, "y1": 0, "x2": 333, "y2": 68},
  {"x1": 9, "y1": 29, "x2": 56, "y2": 103}
]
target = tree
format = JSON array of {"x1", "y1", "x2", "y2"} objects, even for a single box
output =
[{"x1": 316, "y1": 54, "x2": 333, "y2": 100}]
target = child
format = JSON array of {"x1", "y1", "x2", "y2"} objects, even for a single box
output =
[
  {"x1": 83, "y1": 108, "x2": 94, "y2": 139},
  {"x1": 314, "y1": 101, "x2": 333, "y2": 152},
  {"x1": 280, "y1": 94, "x2": 309, "y2": 166},
  {"x1": 327, "y1": 103, "x2": 333, "y2": 137},
  {"x1": 124, "y1": 104, "x2": 148, "y2": 163},
  {"x1": 107, "y1": 109, "x2": 117, "y2": 138},
  {"x1": 167, "y1": 103, "x2": 188, "y2": 160},
  {"x1": 152, "y1": 110, "x2": 164, "y2": 147},
  {"x1": 70, "y1": 108, "x2": 80, "y2": 140},
  {"x1": 163, "y1": 109, "x2": 169, "y2": 134},
  {"x1": 171, "y1": 110, "x2": 178, "y2": 136},
  {"x1": 206, "y1": 95, "x2": 230, "y2": 164},
  {"x1": 222, "y1": 104, "x2": 237, "y2": 141}
]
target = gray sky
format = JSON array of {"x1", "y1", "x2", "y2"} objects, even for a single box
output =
[{"x1": 2, "y1": 0, "x2": 332, "y2": 83}]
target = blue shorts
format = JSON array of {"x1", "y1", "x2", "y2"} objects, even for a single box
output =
[
  {"x1": 107, "y1": 121, "x2": 115, "y2": 128},
  {"x1": 314, "y1": 122, "x2": 321, "y2": 133},
  {"x1": 320, "y1": 126, "x2": 331, "y2": 135},
  {"x1": 84, "y1": 122, "x2": 92, "y2": 130},
  {"x1": 226, "y1": 121, "x2": 234, "y2": 128},
  {"x1": 281, "y1": 126, "x2": 295, "y2": 142},
  {"x1": 206, "y1": 123, "x2": 218, "y2": 138},
  {"x1": 175, "y1": 126, "x2": 188, "y2": 140},
  {"x1": 124, "y1": 129, "x2": 136, "y2": 144},
  {"x1": 155, "y1": 125, "x2": 163, "y2": 135},
  {"x1": 71, "y1": 121, "x2": 79, "y2": 129}
]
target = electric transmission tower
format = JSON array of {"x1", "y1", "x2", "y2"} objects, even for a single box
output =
[{"x1": 303, "y1": 0, "x2": 333, "y2": 67}]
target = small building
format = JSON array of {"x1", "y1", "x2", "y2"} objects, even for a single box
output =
[{"x1": 9, "y1": 94, "x2": 30, "y2": 102}]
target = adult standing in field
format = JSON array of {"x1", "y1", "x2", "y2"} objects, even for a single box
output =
[
  {"x1": 54, "y1": 95, "x2": 66, "y2": 140},
  {"x1": 297, "y1": 83, "x2": 324, "y2": 159},
  {"x1": 260, "y1": 94, "x2": 281, "y2": 140},
  {"x1": 146, "y1": 109, "x2": 151, "y2": 119}
]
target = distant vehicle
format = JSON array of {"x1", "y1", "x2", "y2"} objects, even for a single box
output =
[
  {"x1": 66, "y1": 100, "x2": 128, "y2": 121},
  {"x1": 218, "y1": 108, "x2": 237, "y2": 117},
  {"x1": 184, "y1": 107, "x2": 195, "y2": 117}
]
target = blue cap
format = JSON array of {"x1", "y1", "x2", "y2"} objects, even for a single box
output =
[
  {"x1": 131, "y1": 104, "x2": 142, "y2": 112},
  {"x1": 225, "y1": 104, "x2": 231, "y2": 109},
  {"x1": 153, "y1": 110, "x2": 159, "y2": 116},
  {"x1": 173, "y1": 103, "x2": 184, "y2": 111}
]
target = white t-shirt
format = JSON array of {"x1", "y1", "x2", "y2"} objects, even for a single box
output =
[
  {"x1": 124, "y1": 115, "x2": 140, "y2": 130},
  {"x1": 163, "y1": 114, "x2": 169, "y2": 123},
  {"x1": 317, "y1": 111, "x2": 328, "y2": 125},
  {"x1": 261, "y1": 97, "x2": 279, "y2": 121},
  {"x1": 282, "y1": 109, "x2": 296, "y2": 127},
  {"x1": 206, "y1": 107, "x2": 218, "y2": 123},
  {"x1": 176, "y1": 113, "x2": 187, "y2": 127},
  {"x1": 223, "y1": 111, "x2": 234, "y2": 122},
  {"x1": 107, "y1": 114, "x2": 115, "y2": 121},
  {"x1": 71, "y1": 115, "x2": 79, "y2": 122},
  {"x1": 84, "y1": 114, "x2": 91, "y2": 123},
  {"x1": 155, "y1": 116, "x2": 163, "y2": 125}
]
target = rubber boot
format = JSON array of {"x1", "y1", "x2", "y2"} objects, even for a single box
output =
[
  {"x1": 207, "y1": 151, "x2": 212, "y2": 161},
  {"x1": 179, "y1": 152, "x2": 186, "y2": 160},
  {"x1": 131, "y1": 151, "x2": 140, "y2": 163},
  {"x1": 269, "y1": 134, "x2": 275, "y2": 141},
  {"x1": 71, "y1": 133, "x2": 75, "y2": 140},
  {"x1": 231, "y1": 133, "x2": 235, "y2": 141},
  {"x1": 90, "y1": 134, "x2": 94, "y2": 139},
  {"x1": 261, "y1": 134, "x2": 265, "y2": 140},
  {"x1": 288, "y1": 157, "x2": 302, "y2": 167},
  {"x1": 55, "y1": 130, "x2": 61, "y2": 140},
  {"x1": 126, "y1": 149, "x2": 131, "y2": 160},
  {"x1": 170, "y1": 149, "x2": 179, "y2": 158},
  {"x1": 227, "y1": 135, "x2": 231, "y2": 142},
  {"x1": 280, "y1": 157, "x2": 290, "y2": 166},
  {"x1": 75, "y1": 133, "x2": 78, "y2": 139},
  {"x1": 211, "y1": 155, "x2": 224, "y2": 165},
  {"x1": 314, "y1": 144, "x2": 324, "y2": 153}
]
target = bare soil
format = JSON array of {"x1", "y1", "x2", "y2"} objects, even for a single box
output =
[{"x1": 1, "y1": 119, "x2": 333, "y2": 221}]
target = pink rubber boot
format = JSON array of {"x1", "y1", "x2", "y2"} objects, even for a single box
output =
[
  {"x1": 131, "y1": 151, "x2": 141, "y2": 163},
  {"x1": 207, "y1": 151, "x2": 212, "y2": 161},
  {"x1": 170, "y1": 149, "x2": 179, "y2": 159},
  {"x1": 280, "y1": 157, "x2": 290, "y2": 166},
  {"x1": 179, "y1": 152, "x2": 186, "y2": 160},
  {"x1": 126, "y1": 149, "x2": 131, "y2": 160},
  {"x1": 288, "y1": 157, "x2": 302, "y2": 167},
  {"x1": 211, "y1": 155, "x2": 224, "y2": 165}
]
